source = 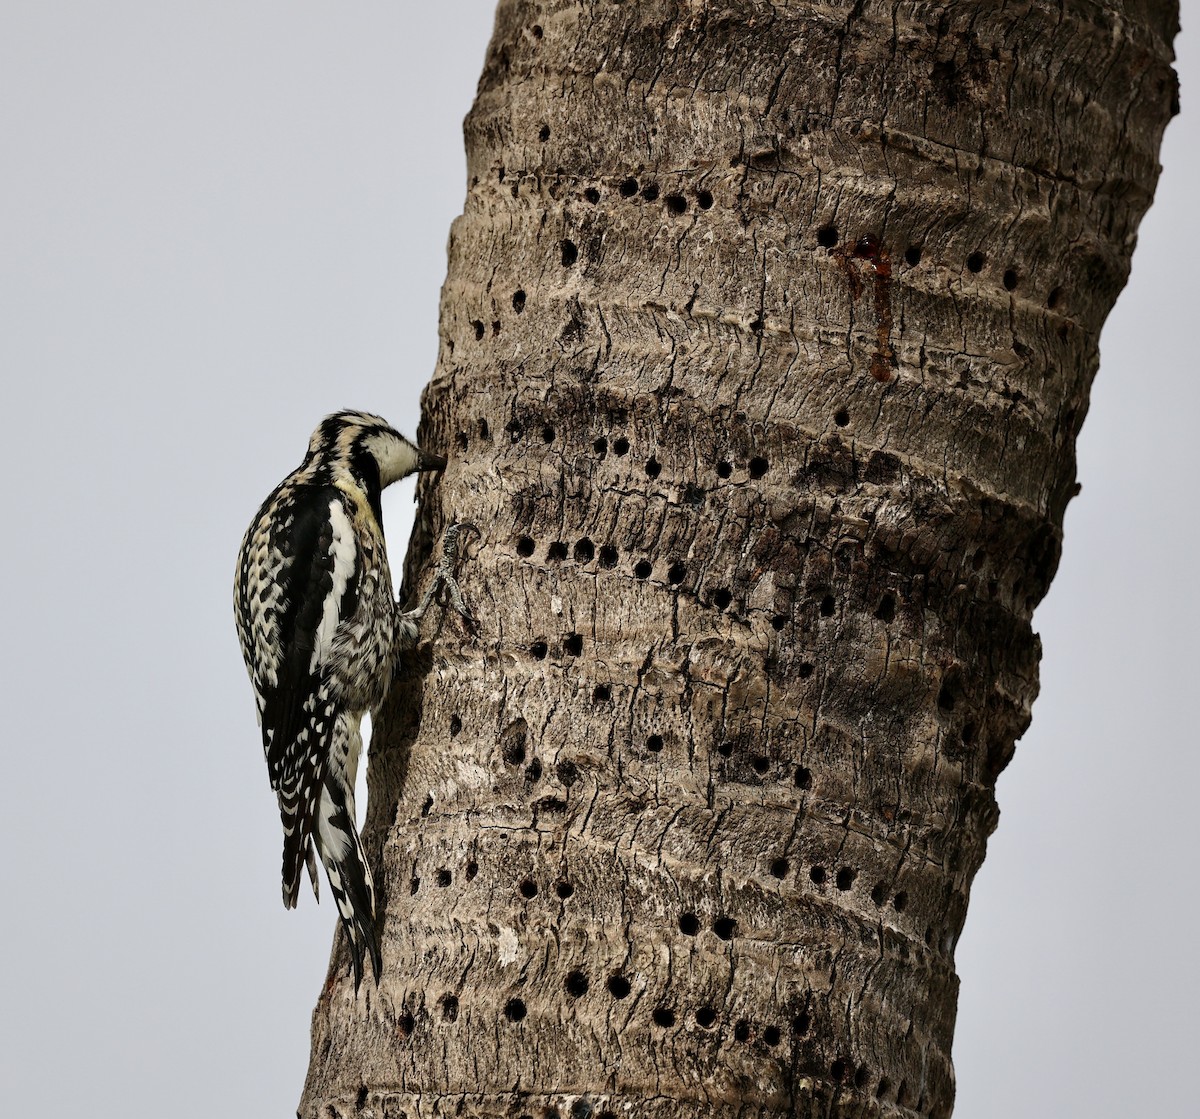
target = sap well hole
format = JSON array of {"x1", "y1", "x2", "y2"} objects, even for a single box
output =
[
  {"x1": 748, "y1": 456, "x2": 769, "y2": 479},
  {"x1": 835, "y1": 867, "x2": 856, "y2": 891},
  {"x1": 619, "y1": 177, "x2": 638, "y2": 197},
  {"x1": 564, "y1": 970, "x2": 589, "y2": 997},
  {"x1": 652, "y1": 1007, "x2": 676, "y2": 1027},
  {"x1": 645, "y1": 734, "x2": 663, "y2": 753},
  {"x1": 436, "y1": 869, "x2": 452, "y2": 887},
  {"x1": 734, "y1": 1019, "x2": 751, "y2": 1042},
  {"x1": 641, "y1": 183, "x2": 659, "y2": 201},
  {"x1": 561, "y1": 240, "x2": 578, "y2": 266},
  {"x1": 607, "y1": 974, "x2": 631, "y2": 999},
  {"x1": 517, "y1": 535, "x2": 535, "y2": 557},
  {"x1": 817, "y1": 225, "x2": 838, "y2": 248},
  {"x1": 519, "y1": 878, "x2": 538, "y2": 899},
  {"x1": 679, "y1": 912, "x2": 700, "y2": 935},
  {"x1": 555, "y1": 758, "x2": 579, "y2": 786},
  {"x1": 504, "y1": 998, "x2": 527, "y2": 1022},
  {"x1": 712, "y1": 916, "x2": 737, "y2": 940},
  {"x1": 634, "y1": 559, "x2": 652, "y2": 579},
  {"x1": 696, "y1": 1006, "x2": 717, "y2": 1027},
  {"x1": 574, "y1": 538, "x2": 595, "y2": 562},
  {"x1": 599, "y1": 544, "x2": 618, "y2": 568},
  {"x1": 564, "y1": 633, "x2": 583, "y2": 656},
  {"x1": 966, "y1": 251, "x2": 986, "y2": 273},
  {"x1": 501, "y1": 729, "x2": 527, "y2": 766}
]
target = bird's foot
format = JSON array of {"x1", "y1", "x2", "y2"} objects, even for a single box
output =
[{"x1": 433, "y1": 522, "x2": 478, "y2": 634}]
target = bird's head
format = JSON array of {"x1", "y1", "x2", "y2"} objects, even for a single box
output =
[{"x1": 307, "y1": 410, "x2": 446, "y2": 490}]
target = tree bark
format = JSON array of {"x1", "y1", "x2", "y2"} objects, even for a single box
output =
[{"x1": 301, "y1": 1, "x2": 1176, "y2": 1115}]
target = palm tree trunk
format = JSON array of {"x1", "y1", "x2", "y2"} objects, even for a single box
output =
[{"x1": 301, "y1": 1, "x2": 1177, "y2": 1115}]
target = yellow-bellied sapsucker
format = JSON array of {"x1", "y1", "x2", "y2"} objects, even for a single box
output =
[{"x1": 233, "y1": 410, "x2": 473, "y2": 988}]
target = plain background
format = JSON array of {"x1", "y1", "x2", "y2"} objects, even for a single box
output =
[{"x1": 1, "y1": 4, "x2": 1195, "y2": 1115}]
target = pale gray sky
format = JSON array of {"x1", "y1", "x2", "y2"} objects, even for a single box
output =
[{"x1": 1, "y1": 4, "x2": 1195, "y2": 1116}]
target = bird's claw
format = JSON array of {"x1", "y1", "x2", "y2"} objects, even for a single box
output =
[
  {"x1": 434, "y1": 522, "x2": 479, "y2": 634},
  {"x1": 440, "y1": 521, "x2": 479, "y2": 565}
]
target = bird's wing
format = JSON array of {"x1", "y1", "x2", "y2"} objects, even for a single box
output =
[
  {"x1": 248, "y1": 484, "x2": 362, "y2": 907},
  {"x1": 259, "y1": 485, "x2": 361, "y2": 785}
]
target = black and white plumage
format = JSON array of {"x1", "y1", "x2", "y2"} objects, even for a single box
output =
[{"x1": 234, "y1": 410, "x2": 473, "y2": 988}]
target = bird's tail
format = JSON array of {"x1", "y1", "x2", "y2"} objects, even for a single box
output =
[
  {"x1": 314, "y1": 778, "x2": 382, "y2": 990},
  {"x1": 279, "y1": 788, "x2": 321, "y2": 909}
]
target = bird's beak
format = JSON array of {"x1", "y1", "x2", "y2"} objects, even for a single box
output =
[{"x1": 416, "y1": 448, "x2": 448, "y2": 472}]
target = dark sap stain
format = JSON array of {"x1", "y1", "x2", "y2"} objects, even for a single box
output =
[{"x1": 836, "y1": 234, "x2": 896, "y2": 383}]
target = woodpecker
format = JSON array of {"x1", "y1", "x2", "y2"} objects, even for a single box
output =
[{"x1": 233, "y1": 410, "x2": 473, "y2": 989}]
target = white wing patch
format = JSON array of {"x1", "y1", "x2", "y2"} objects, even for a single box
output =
[{"x1": 310, "y1": 498, "x2": 358, "y2": 674}]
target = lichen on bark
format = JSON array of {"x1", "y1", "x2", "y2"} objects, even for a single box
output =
[{"x1": 301, "y1": 1, "x2": 1178, "y2": 1115}]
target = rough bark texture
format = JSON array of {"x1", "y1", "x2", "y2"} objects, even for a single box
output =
[{"x1": 302, "y1": 2, "x2": 1176, "y2": 1116}]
